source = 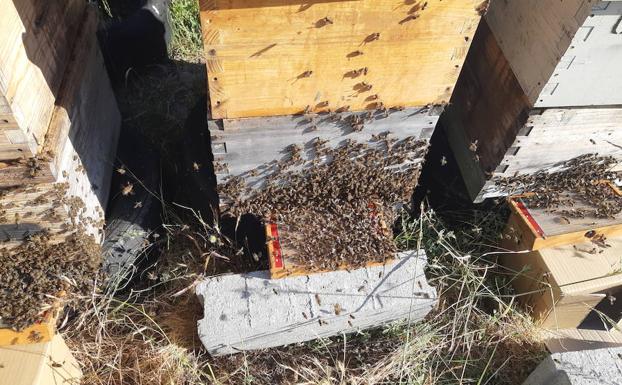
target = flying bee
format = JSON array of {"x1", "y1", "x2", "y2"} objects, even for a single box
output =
[{"x1": 121, "y1": 182, "x2": 134, "y2": 196}]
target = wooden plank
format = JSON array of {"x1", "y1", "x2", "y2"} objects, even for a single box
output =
[
  {"x1": 211, "y1": 106, "x2": 438, "y2": 189},
  {"x1": 442, "y1": 19, "x2": 531, "y2": 201},
  {"x1": 0, "y1": 8, "x2": 121, "y2": 243},
  {"x1": 0, "y1": 0, "x2": 86, "y2": 158},
  {"x1": 200, "y1": 0, "x2": 481, "y2": 119},
  {"x1": 480, "y1": 107, "x2": 622, "y2": 199},
  {"x1": 485, "y1": 0, "x2": 591, "y2": 103}
]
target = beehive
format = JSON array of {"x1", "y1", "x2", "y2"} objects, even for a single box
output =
[
  {"x1": 200, "y1": 0, "x2": 483, "y2": 119},
  {"x1": 502, "y1": 236, "x2": 622, "y2": 329},
  {"x1": 0, "y1": 8, "x2": 120, "y2": 245},
  {"x1": 441, "y1": 0, "x2": 593, "y2": 200},
  {"x1": 0, "y1": 0, "x2": 86, "y2": 159}
]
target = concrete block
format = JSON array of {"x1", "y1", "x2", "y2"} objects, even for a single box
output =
[
  {"x1": 197, "y1": 251, "x2": 436, "y2": 356},
  {"x1": 523, "y1": 346, "x2": 622, "y2": 385}
]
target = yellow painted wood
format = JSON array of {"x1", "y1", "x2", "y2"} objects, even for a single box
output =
[
  {"x1": 200, "y1": 0, "x2": 481, "y2": 119},
  {"x1": 0, "y1": 312, "x2": 55, "y2": 347},
  {"x1": 0, "y1": 335, "x2": 82, "y2": 385}
]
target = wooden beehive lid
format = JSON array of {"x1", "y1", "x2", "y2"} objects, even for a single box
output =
[{"x1": 200, "y1": 0, "x2": 482, "y2": 119}]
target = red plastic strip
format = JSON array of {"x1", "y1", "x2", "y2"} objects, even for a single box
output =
[
  {"x1": 515, "y1": 199, "x2": 545, "y2": 238},
  {"x1": 270, "y1": 223, "x2": 284, "y2": 269}
]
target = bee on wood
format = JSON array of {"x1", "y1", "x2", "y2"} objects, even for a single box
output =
[
  {"x1": 298, "y1": 70, "x2": 313, "y2": 79},
  {"x1": 347, "y1": 50, "x2": 364, "y2": 59},
  {"x1": 364, "y1": 32, "x2": 380, "y2": 44},
  {"x1": 315, "y1": 16, "x2": 333, "y2": 28},
  {"x1": 28, "y1": 330, "x2": 43, "y2": 343},
  {"x1": 315, "y1": 293, "x2": 322, "y2": 305},
  {"x1": 336, "y1": 106, "x2": 350, "y2": 113},
  {"x1": 399, "y1": 14, "x2": 420, "y2": 24},
  {"x1": 334, "y1": 303, "x2": 342, "y2": 315}
]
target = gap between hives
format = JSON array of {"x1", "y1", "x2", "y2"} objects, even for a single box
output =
[{"x1": 218, "y1": 135, "x2": 429, "y2": 272}]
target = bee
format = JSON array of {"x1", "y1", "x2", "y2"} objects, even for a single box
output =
[
  {"x1": 192, "y1": 162, "x2": 201, "y2": 171},
  {"x1": 116, "y1": 167, "x2": 126, "y2": 175},
  {"x1": 315, "y1": 293, "x2": 322, "y2": 305},
  {"x1": 347, "y1": 50, "x2": 364, "y2": 59},
  {"x1": 364, "y1": 32, "x2": 380, "y2": 43},
  {"x1": 28, "y1": 330, "x2": 43, "y2": 343},
  {"x1": 334, "y1": 303, "x2": 342, "y2": 315},
  {"x1": 299, "y1": 70, "x2": 313, "y2": 78},
  {"x1": 399, "y1": 14, "x2": 420, "y2": 24},
  {"x1": 121, "y1": 182, "x2": 134, "y2": 196},
  {"x1": 469, "y1": 140, "x2": 479, "y2": 152},
  {"x1": 336, "y1": 105, "x2": 350, "y2": 113}
]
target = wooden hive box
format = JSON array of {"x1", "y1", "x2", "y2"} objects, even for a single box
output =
[
  {"x1": 200, "y1": 0, "x2": 483, "y2": 120},
  {"x1": 441, "y1": 0, "x2": 593, "y2": 201},
  {"x1": 502, "y1": 183, "x2": 622, "y2": 252},
  {"x1": 0, "y1": 335, "x2": 82, "y2": 385},
  {"x1": 0, "y1": 7, "x2": 121, "y2": 245},
  {"x1": 502, "y1": 236, "x2": 622, "y2": 330},
  {"x1": 0, "y1": 0, "x2": 87, "y2": 160},
  {"x1": 478, "y1": 2, "x2": 622, "y2": 201}
]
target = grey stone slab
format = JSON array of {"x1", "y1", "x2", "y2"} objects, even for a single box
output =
[
  {"x1": 196, "y1": 250, "x2": 436, "y2": 356},
  {"x1": 524, "y1": 346, "x2": 622, "y2": 385}
]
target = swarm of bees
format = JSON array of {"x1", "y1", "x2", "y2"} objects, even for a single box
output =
[
  {"x1": 219, "y1": 135, "x2": 429, "y2": 271},
  {"x1": 0, "y1": 177, "x2": 105, "y2": 330},
  {"x1": 0, "y1": 231, "x2": 100, "y2": 331},
  {"x1": 495, "y1": 154, "x2": 622, "y2": 219}
]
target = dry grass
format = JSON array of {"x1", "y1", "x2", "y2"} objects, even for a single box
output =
[{"x1": 63, "y1": 203, "x2": 546, "y2": 385}]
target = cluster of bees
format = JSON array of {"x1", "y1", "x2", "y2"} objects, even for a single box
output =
[
  {"x1": 219, "y1": 135, "x2": 429, "y2": 271},
  {"x1": 0, "y1": 177, "x2": 103, "y2": 330},
  {"x1": 0, "y1": 230, "x2": 100, "y2": 331},
  {"x1": 496, "y1": 154, "x2": 622, "y2": 219}
]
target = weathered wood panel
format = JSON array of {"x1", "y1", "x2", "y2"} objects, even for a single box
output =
[
  {"x1": 442, "y1": 20, "x2": 531, "y2": 200},
  {"x1": 211, "y1": 107, "x2": 438, "y2": 189},
  {"x1": 479, "y1": 107, "x2": 622, "y2": 200},
  {"x1": 485, "y1": 0, "x2": 591, "y2": 103},
  {"x1": 0, "y1": 0, "x2": 86, "y2": 159},
  {"x1": 0, "y1": 9, "x2": 121, "y2": 243},
  {"x1": 200, "y1": 0, "x2": 481, "y2": 119}
]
